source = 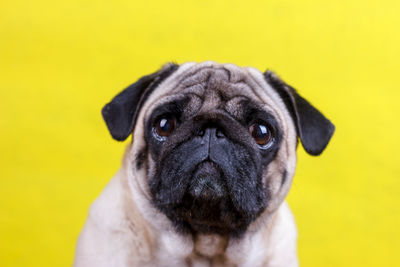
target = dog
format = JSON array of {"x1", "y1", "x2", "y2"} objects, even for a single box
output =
[{"x1": 74, "y1": 61, "x2": 334, "y2": 267}]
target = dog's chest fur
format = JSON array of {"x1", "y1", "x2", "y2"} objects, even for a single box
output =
[
  {"x1": 150, "y1": 204, "x2": 296, "y2": 267},
  {"x1": 189, "y1": 235, "x2": 229, "y2": 266}
]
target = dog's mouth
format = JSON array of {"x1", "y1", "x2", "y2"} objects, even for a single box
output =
[
  {"x1": 176, "y1": 192, "x2": 248, "y2": 235},
  {"x1": 166, "y1": 161, "x2": 251, "y2": 236},
  {"x1": 188, "y1": 161, "x2": 227, "y2": 202},
  {"x1": 151, "y1": 154, "x2": 267, "y2": 236}
]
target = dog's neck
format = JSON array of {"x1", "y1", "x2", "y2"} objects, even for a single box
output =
[
  {"x1": 193, "y1": 234, "x2": 228, "y2": 258},
  {"x1": 146, "y1": 206, "x2": 279, "y2": 266}
]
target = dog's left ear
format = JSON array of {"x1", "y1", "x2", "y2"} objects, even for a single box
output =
[
  {"x1": 102, "y1": 63, "x2": 179, "y2": 141},
  {"x1": 264, "y1": 71, "x2": 335, "y2": 156}
]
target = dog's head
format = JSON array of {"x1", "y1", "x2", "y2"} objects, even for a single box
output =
[{"x1": 102, "y1": 62, "x2": 334, "y2": 236}]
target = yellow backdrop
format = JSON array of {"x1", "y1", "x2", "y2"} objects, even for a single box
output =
[{"x1": 1, "y1": 0, "x2": 399, "y2": 266}]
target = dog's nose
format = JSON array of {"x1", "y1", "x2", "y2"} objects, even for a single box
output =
[
  {"x1": 198, "y1": 127, "x2": 226, "y2": 142},
  {"x1": 195, "y1": 126, "x2": 230, "y2": 165}
]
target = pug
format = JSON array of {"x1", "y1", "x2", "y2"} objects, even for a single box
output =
[{"x1": 74, "y1": 61, "x2": 334, "y2": 267}]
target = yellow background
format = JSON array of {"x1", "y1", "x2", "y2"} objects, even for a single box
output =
[{"x1": 1, "y1": 0, "x2": 399, "y2": 266}]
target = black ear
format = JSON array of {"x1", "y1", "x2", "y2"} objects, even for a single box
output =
[
  {"x1": 102, "y1": 63, "x2": 179, "y2": 141},
  {"x1": 264, "y1": 71, "x2": 335, "y2": 155}
]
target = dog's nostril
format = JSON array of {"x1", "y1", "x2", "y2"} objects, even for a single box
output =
[
  {"x1": 216, "y1": 129, "x2": 225, "y2": 138},
  {"x1": 197, "y1": 129, "x2": 205, "y2": 136},
  {"x1": 197, "y1": 127, "x2": 225, "y2": 138}
]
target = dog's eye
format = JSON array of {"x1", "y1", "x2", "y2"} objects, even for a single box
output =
[
  {"x1": 249, "y1": 123, "x2": 274, "y2": 149},
  {"x1": 153, "y1": 116, "x2": 176, "y2": 140}
]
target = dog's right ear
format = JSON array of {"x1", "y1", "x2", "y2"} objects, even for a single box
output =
[{"x1": 102, "y1": 63, "x2": 179, "y2": 141}]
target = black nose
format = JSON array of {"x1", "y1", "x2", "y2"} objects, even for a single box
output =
[{"x1": 197, "y1": 127, "x2": 226, "y2": 142}]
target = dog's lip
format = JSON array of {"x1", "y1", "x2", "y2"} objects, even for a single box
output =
[
  {"x1": 189, "y1": 218, "x2": 226, "y2": 228},
  {"x1": 187, "y1": 212, "x2": 247, "y2": 232},
  {"x1": 188, "y1": 160, "x2": 226, "y2": 200},
  {"x1": 194, "y1": 160, "x2": 221, "y2": 173}
]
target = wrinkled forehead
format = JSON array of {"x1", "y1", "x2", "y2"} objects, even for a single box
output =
[
  {"x1": 173, "y1": 64, "x2": 257, "y2": 99},
  {"x1": 142, "y1": 62, "x2": 288, "y2": 124}
]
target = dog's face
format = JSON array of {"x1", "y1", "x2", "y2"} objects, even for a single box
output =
[{"x1": 102, "y1": 62, "x2": 334, "y2": 236}]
